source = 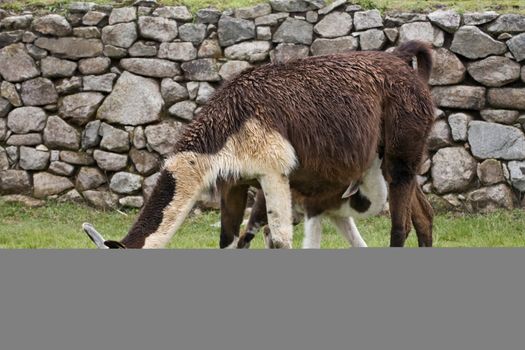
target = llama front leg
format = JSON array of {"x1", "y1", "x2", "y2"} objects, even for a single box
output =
[
  {"x1": 329, "y1": 216, "x2": 368, "y2": 247},
  {"x1": 259, "y1": 173, "x2": 293, "y2": 249},
  {"x1": 302, "y1": 216, "x2": 322, "y2": 248}
]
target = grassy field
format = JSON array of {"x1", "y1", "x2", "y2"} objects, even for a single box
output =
[
  {"x1": 1, "y1": 200, "x2": 525, "y2": 248},
  {"x1": 0, "y1": 0, "x2": 523, "y2": 14}
]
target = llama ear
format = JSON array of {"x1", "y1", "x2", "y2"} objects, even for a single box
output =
[
  {"x1": 104, "y1": 240, "x2": 127, "y2": 249},
  {"x1": 82, "y1": 223, "x2": 109, "y2": 249},
  {"x1": 342, "y1": 182, "x2": 359, "y2": 199}
]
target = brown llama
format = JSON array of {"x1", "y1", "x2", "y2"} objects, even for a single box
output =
[{"x1": 83, "y1": 40, "x2": 435, "y2": 249}]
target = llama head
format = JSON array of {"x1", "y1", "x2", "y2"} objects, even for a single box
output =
[{"x1": 83, "y1": 223, "x2": 126, "y2": 249}]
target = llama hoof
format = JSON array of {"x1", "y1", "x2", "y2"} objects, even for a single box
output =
[{"x1": 269, "y1": 238, "x2": 292, "y2": 249}]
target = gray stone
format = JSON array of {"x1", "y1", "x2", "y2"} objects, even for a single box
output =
[
  {"x1": 431, "y1": 147, "x2": 477, "y2": 194},
  {"x1": 7, "y1": 107, "x2": 46, "y2": 133},
  {"x1": 463, "y1": 11, "x2": 499, "y2": 26},
  {"x1": 358, "y1": 29, "x2": 386, "y2": 51},
  {"x1": 477, "y1": 159, "x2": 505, "y2": 185},
  {"x1": 181, "y1": 59, "x2": 220, "y2": 82},
  {"x1": 76, "y1": 167, "x2": 106, "y2": 191},
  {"x1": 161, "y1": 78, "x2": 189, "y2": 104},
  {"x1": 83, "y1": 73, "x2": 116, "y2": 93},
  {"x1": 78, "y1": 57, "x2": 111, "y2": 75},
  {"x1": 20, "y1": 78, "x2": 58, "y2": 106},
  {"x1": 219, "y1": 60, "x2": 252, "y2": 80},
  {"x1": 34, "y1": 37, "x2": 103, "y2": 59},
  {"x1": 144, "y1": 122, "x2": 182, "y2": 155},
  {"x1": 507, "y1": 161, "x2": 525, "y2": 192},
  {"x1": 384, "y1": 13, "x2": 427, "y2": 26},
  {"x1": 73, "y1": 27, "x2": 101, "y2": 39},
  {"x1": 0, "y1": 43, "x2": 39, "y2": 82},
  {"x1": 93, "y1": 150, "x2": 127, "y2": 171},
  {"x1": 432, "y1": 86, "x2": 486, "y2": 110},
  {"x1": 427, "y1": 119, "x2": 453, "y2": 150},
  {"x1": 0, "y1": 170, "x2": 31, "y2": 194},
  {"x1": 59, "y1": 151, "x2": 95, "y2": 165},
  {"x1": 467, "y1": 184, "x2": 514, "y2": 213},
  {"x1": 143, "y1": 172, "x2": 160, "y2": 200},
  {"x1": 255, "y1": 13, "x2": 289, "y2": 26},
  {"x1": 97, "y1": 72, "x2": 163, "y2": 126},
  {"x1": 26, "y1": 44, "x2": 48, "y2": 61},
  {"x1": 41, "y1": 57, "x2": 77, "y2": 78},
  {"x1": 198, "y1": 39, "x2": 222, "y2": 58},
  {"x1": 109, "y1": 7, "x2": 136, "y2": 25},
  {"x1": 218, "y1": 16, "x2": 255, "y2": 47},
  {"x1": 467, "y1": 56, "x2": 521, "y2": 87},
  {"x1": 1, "y1": 194, "x2": 46, "y2": 207},
  {"x1": 55, "y1": 76, "x2": 82, "y2": 95},
  {"x1": 314, "y1": 12, "x2": 352, "y2": 38},
  {"x1": 99, "y1": 123, "x2": 130, "y2": 152},
  {"x1": 158, "y1": 42, "x2": 197, "y2": 61},
  {"x1": 224, "y1": 41, "x2": 271, "y2": 62},
  {"x1": 33, "y1": 172, "x2": 74, "y2": 198},
  {"x1": 398, "y1": 22, "x2": 444, "y2": 47},
  {"x1": 317, "y1": 0, "x2": 344, "y2": 15},
  {"x1": 168, "y1": 100, "x2": 197, "y2": 121},
  {"x1": 82, "y1": 11, "x2": 107, "y2": 26},
  {"x1": 196, "y1": 82, "x2": 215, "y2": 105},
  {"x1": 485, "y1": 14, "x2": 525, "y2": 34},
  {"x1": 1, "y1": 81, "x2": 21, "y2": 107},
  {"x1": 235, "y1": 3, "x2": 272, "y2": 19},
  {"x1": 22, "y1": 31, "x2": 37, "y2": 43},
  {"x1": 311, "y1": 36, "x2": 358, "y2": 56},
  {"x1": 187, "y1": 81, "x2": 199, "y2": 99},
  {"x1": 270, "y1": 0, "x2": 316, "y2": 12},
  {"x1": 0, "y1": 97, "x2": 10, "y2": 118},
  {"x1": 120, "y1": 58, "x2": 180, "y2": 78},
  {"x1": 480, "y1": 109, "x2": 520, "y2": 125},
  {"x1": 507, "y1": 33, "x2": 525, "y2": 62},
  {"x1": 6, "y1": 134, "x2": 42, "y2": 146},
  {"x1": 129, "y1": 41, "x2": 157, "y2": 57},
  {"x1": 0, "y1": 147, "x2": 8, "y2": 170},
  {"x1": 178, "y1": 23, "x2": 207, "y2": 45},
  {"x1": 353, "y1": 10, "x2": 383, "y2": 31},
  {"x1": 110, "y1": 171, "x2": 142, "y2": 194},
  {"x1": 0, "y1": 30, "x2": 24, "y2": 48},
  {"x1": 0, "y1": 15, "x2": 32, "y2": 30},
  {"x1": 153, "y1": 6, "x2": 192, "y2": 21},
  {"x1": 468, "y1": 121, "x2": 525, "y2": 160},
  {"x1": 102, "y1": 22, "x2": 137, "y2": 48},
  {"x1": 130, "y1": 148, "x2": 160, "y2": 175},
  {"x1": 69, "y1": 2, "x2": 96, "y2": 13},
  {"x1": 19, "y1": 146, "x2": 49, "y2": 170},
  {"x1": 119, "y1": 196, "x2": 144, "y2": 208},
  {"x1": 498, "y1": 33, "x2": 513, "y2": 41},
  {"x1": 43, "y1": 116, "x2": 80, "y2": 150},
  {"x1": 306, "y1": 11, "x2": 318, "y2": 23},
  {"x1": 49, "y1": 161, "x2": 75, "y2": 176},
  {"x1": 270, "y1": 43, "x2": 309, "y2": 63},
  {"x1": 32, "y1": 14, "x2": 71, "y2": 36},
  {"x1": 83, "y1": 190, "x2": 119, "y2": 209},
  {"x1": 58, "y1": 189, "x2": 83, "y2": 203},
  {"x1": 448, "y1": 113, "x2": 473, "y2": 142},
  {"x1": 196, "y1": 9, "x2": 221, "y2": 24},
  {"x1": 450, "y1": 26, "x2": 507, "y2": 59},
  {"x1": 103, "y1": 45, "x2": 128, "y2": 58},
  {"x1": 138, "y1": 16, "x2": 178, "y2": 42},
  {"x1": 82, "y1": 120, "x2": 101, "y2": 149},
  {"x1": 257, "y1": 26, "x2": 272, "y2": 41},
  {"x1": 273, "y1": 18, "x2": 313, "y2": 45},
  {"x1": 5, "y1": 146, "x2": 18, "y2": 164},
  {"x1": 58, "y1": 92, "x2": 104, "y2": 126},
  {"x1": 429, "y1": 48, "x2": 466, "y2": 85},
  {"x1": 487, "y1": 88, "x2": 525, "y2": 110},
  {"x1": 427, "y1": 10, "x2": 460, "y2": 33},
  {"x1": 133, "y1": 126, "x2": 147, "y2": 149}
]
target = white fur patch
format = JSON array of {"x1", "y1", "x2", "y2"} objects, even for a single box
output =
[{"x1": 303, "y1": 216, "x2": 322, "y2": 249}]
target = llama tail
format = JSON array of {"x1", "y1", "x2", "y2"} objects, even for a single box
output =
[{"x1": 393, "y1": 40, "x2": 433, "y2": 82}]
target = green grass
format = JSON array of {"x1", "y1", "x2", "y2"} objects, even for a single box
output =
[
  {"x1": 1, "y1": 0, "x2": 523, "y2": 14},
  {"x1": 1, "y1": 201, "x2": 525, "y2": 248}
]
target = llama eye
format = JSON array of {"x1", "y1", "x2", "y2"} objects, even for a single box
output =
[{"x1": 189, "y1": 160, "x2": 196, "y2": 165}]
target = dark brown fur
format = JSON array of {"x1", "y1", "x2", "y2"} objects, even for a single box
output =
[{"x1": 121, "y1": 41, "x2": 435, "y2": 248}]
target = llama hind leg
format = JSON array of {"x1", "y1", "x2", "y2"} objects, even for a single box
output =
[
  {"x1": 220, "y1": 184, "x2": 249, "y2": 249},
  {"x1": 330, "y1": 216, "x2": 368, "y2": 247},
  {"x1": 411, "y1": 185, "x2": 433, "y2": 247},
  {"x1": 259, "y1": 172, "x2": 293, "y2": 249},
  {"x1": 237, "y1": 189, "x2": 267, "y2": 248},
  {"x1": 303, "y1": 215, "x2": 322, "y2": 248}
]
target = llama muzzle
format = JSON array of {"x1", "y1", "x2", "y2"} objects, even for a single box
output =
[{"x1": 82, "y1": 223, "x2": 126, "y2": 249}]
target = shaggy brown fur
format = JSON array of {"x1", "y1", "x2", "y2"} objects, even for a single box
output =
[{"x1": 111, "y1": 40, "x2": 435, "y2": 249}]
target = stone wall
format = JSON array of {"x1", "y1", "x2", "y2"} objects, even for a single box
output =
[{"x1": 0, "y1": 0, "x2": 524, "y2": 212}]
